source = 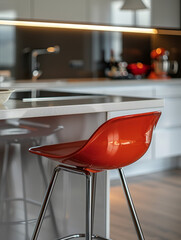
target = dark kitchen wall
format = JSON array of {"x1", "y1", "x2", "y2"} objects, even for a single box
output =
[
  {"x1": 15, "y1": 27, "x2": 97, "y2": 79},
  {"x1": 15, "y1": 27, "x2": 130, "y2": 80},
  {"x1": 151, "y1": 34, "x2": 181, "y2": 77},
  {"x1": 0, "y1": 26, "x2": 181, "y2": 80},
  {"x1": 0, "y1": 26, "x2": 111, "y2": 80},
  {"x1": 0, "y1": 26, "x2": 152, "y2": 80},
  {"x1": 122, "y1": 33, "x2": 152, "y2": 65}
]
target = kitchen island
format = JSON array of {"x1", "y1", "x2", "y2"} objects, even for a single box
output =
[{"x1": 0, "y1": 85, "x2": 163, "y2": 240}]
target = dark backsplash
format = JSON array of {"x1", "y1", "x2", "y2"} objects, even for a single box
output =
[
  {"x1": 122, "y1": 33, "x2": 151, "y2": 64},
  {"x1": 15, "y1": 27, "x2": 100, "y2": 79},
  {"x1": 151, "y1": 34, "x2": 181, "y2": 77},
  {"x1": 0, "y1": 26, "x2": 180, "y2": 80}
]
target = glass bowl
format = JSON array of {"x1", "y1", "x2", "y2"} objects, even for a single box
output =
[{"x1": 0, "y1": 89, "x2": 14, "y2": 105}]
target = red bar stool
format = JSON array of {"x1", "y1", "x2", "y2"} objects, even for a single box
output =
[{"x1": 29, "y1": 111, "x2": 161, "y2": 240}]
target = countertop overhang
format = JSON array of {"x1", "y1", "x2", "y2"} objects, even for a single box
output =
[
  {"x1": 0, "y1": 79, "x2": 167, "y2": 120},
  {"x1": 0, "y1": 90, "x2": 164, "y2": 120}
]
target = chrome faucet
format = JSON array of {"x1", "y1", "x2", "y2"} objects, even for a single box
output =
[{"x1": 31, "y1": 45, "x2": 60, "y2": 81}]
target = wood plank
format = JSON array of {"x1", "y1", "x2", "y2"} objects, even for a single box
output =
[{"x1": 110, "y1": 169, "x2": 181, "y2": 240}]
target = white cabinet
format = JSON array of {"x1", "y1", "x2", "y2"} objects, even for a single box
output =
[
  {"x1": 153, "y1": 85, "x2": 181, "y2": 159},
  {"x1": 155, "y1": 128, "x2": 181, "y2": 159},
  {"x1": 151, "y1": 0, "x2": 180, "y2": 29},
  {"x1": 87, "y1": 0, "x2": 110, "y2": 24},
  {"x1": 157, "y1": 98, "x2": 181, "y2": 128},
  {"x1": 112, "y1": 0, "x2": 180, "y2": 28},
  {"x1": 32, "y1": 0, "x2": 111, "y2": 23},
  {"x1": 110, "y1": 0, "x2": 151, "y2": 27},
  {"x1": 32, "y1": 0, "x2": 87, "y2": 22},
  {"x1": 109, "y1": 0, "x2": 180, "y2": 28},
  {"x1": 0, "y1": 0, "x2": 180, "y2": 29},
  {"x1": 0, "y1": 0, "x2": 31, "y2": 19},
  {"x1": 0, "y1": 0, "x2": 87, "y2": 22},
  {"x1": 155, "y1": 86, "x2": 181, "y2": 128}
]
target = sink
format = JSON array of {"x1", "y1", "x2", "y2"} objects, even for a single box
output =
[
  {"x1": 10, "y1": 89, "x2": 93, "y2": 100},
  {"x1": 9, "y1": 89, "x2": 152, "y2": 107},
  {"x1": 9, "y1": 89, "x2": 109, "y2": 105}
]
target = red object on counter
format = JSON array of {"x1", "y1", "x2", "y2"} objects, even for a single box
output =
[
  {"x1": 148, "y1": 71, "x2": 171, "y2": 80},
  {"x1": 127, "y1": 62, "x2": 150, "y2": 76},
  {"x1": 150, "y1": 47, "x2": 166, "y2": 59}
]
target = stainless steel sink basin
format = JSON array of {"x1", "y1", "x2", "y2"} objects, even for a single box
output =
[
  {"x1": 9, "y1": 89, "x2": 108, "y2": 105},
  {"x1": 9, "y1": 89, "x2": 153, "y2": 107},
  {"x1": 10, "y1": 90, "x2": 92, "y2": 100}
]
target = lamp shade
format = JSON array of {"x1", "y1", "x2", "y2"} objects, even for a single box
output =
[{"x1": 120, "y1": 0, "x2": 148, "y2": 10}]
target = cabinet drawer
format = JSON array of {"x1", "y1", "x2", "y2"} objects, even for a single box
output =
[
  {"x1": 34, "y1": 0, "x2": 87, "y2": 22},
  {"x1": 156, "y1": 85, "x2": 181, "y2": 97},
  {"x1": 155, "y1": 128, "x2": 181, "y2": 158}
]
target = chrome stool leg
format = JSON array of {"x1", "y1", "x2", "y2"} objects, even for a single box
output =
[
  {"x1": 118, "y1": 168, "x2": 145, "y2": 240},
  {"x1": 0, "y1": 143, "x2": 9, "y2": 219},
  {"x1": 31, "y1": 164, "x2": 111, "y2": 240},
  {"x1": 31, "y1": 165, "x2": 92, "y2": 240},
  {"x1": 91, "y1": 173, "x2": 97, "y2": 236},
  {"x1": 85, "y1": 173, "x2": 92, "y2": 240},
  {"x1": 31, "y1": 166, "x2": 60, "y2": 240},
  {"x1": 20, "y1": 144, "x2": 30, "y2": 240},
  {"x1": 32, "y1": 138, "x2": 60, "y2": 237},
  {"x1": 37, "y1": 156, "x2": 60, "y2": 237},
  {"x1": 56, "y1": 171, "x2": 110, "y2": 240}
]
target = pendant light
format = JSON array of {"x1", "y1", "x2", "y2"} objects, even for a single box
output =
[{"x1": 120, "y1": 0, "x2": 148, "y2": 10}]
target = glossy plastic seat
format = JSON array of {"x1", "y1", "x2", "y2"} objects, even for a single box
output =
[{"x1": 29, "y1": 111, "x2": 161, "y2": 240}]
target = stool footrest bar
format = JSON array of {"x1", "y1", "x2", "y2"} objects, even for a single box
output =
[{"x1": 57, "y1": 233, "x2": 111, "y2": 240}]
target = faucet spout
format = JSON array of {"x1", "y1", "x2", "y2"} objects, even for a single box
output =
[{"x1": 31, "y1": 45, "x2": 60, "y2": 81}]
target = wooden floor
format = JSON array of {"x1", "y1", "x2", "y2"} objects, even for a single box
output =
[{"x1": 110, "y1": 169, "x2": 181, "y2": 240}]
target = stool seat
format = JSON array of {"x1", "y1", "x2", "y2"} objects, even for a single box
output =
[
  {"x1": 29, "y1": 140, "x2": 87, "y2": 161},
  {"x1": 29, "y1": 112, "x2": 161, "y2": 172},
  {"x1": 29, "y1": 111, "x2": 161, "y2": 240}
]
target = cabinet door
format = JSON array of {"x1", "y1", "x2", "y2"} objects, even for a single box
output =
[
  {"x1": 157, "y1": 98, "x2": 181, "y2": 128},
  {"x1": 155, "y1": 128, "x2": 181, "y2": 159},
  {"x1": 33, "y1": 0, "x2": 87, "y2": 22},
  {"x1": 151, "y1": 0, "x2": 180, "y2": 28},
  {"x1": 87, "y1": 0, "x2": 110, "y2": 24},
  {"x1": 110, "y1": 0, "x2": 151, "y2": 27},
  {"x1": 0, "y1": 0, "x2": 30, "y2": 19}
]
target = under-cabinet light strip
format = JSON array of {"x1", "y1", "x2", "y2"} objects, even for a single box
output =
[
  {"x1": 0, "y1": 20, "x2": 157, "y2": 34},
  {"x1": 157, "y1": 29, "x2": 181, "y2": 36}
]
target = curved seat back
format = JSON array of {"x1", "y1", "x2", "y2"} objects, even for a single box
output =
[{"x1": 73, "y1": 111, "x2": 161, "y2": 171}]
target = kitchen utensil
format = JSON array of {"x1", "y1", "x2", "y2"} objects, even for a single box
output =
[{"x1": 149, "y1": 48, "x2": 178, "y2": 79}]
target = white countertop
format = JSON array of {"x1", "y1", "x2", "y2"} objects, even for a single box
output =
[
  {"x1": 1, "y1": 78, "x2": 181, "y2": 91},
  {"x1": 0, "y1": 95, "x2": 163, "y2": 120},
  {"x1": 0, "y1": 78, "x2": 166, "y2": 120}
]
